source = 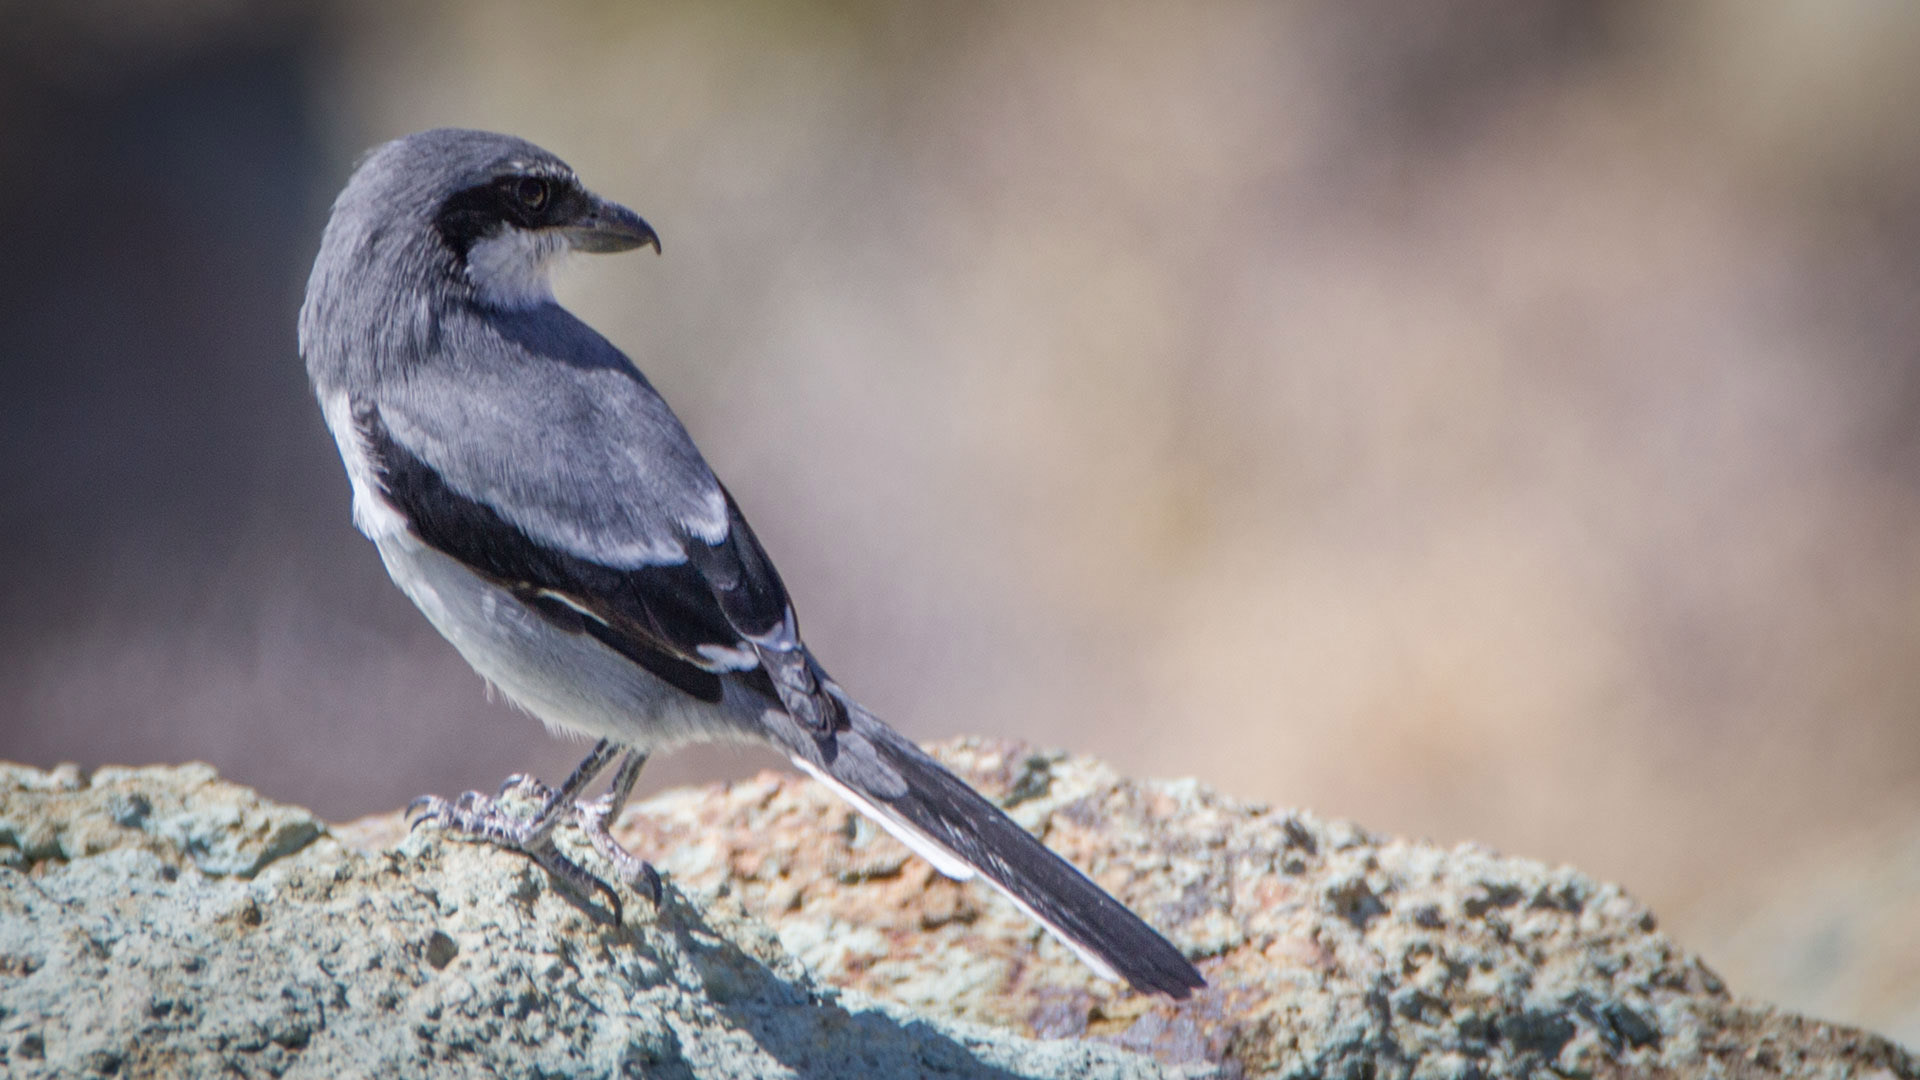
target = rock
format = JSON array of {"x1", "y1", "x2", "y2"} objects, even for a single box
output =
[
  {"x1": 0, "y1": 762, "x2": 1171, "y2": 1080},
  {"x1": 586, "y1": 739, "x2": 1920, "y2": 1078},
  {"x1": 2, "y1": 745, "x2": 1914, "y2": 1079}
]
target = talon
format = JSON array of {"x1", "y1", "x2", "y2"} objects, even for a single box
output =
[
  {"x1": 636, "y1": 863, "x2": 663, "y2": 905},
  {"x1": 596, "y1": 881, "x2": 625, "y2": 926},
  {"x1": 406, "y1": 795, "x2": 444, "y2": 828},
  {"x1": 577, "y1": 808, "x2": 661, "y2": 907}
]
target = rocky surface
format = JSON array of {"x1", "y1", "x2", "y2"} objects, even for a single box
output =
[{"x1": 5, "y1": 746, "x2": 1916, "y2": 1079}]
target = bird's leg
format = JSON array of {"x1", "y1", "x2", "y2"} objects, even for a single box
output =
[
  {"x1": 408, "y1": 739, "x2": 628, "y2": 920},
  {"x1": 573, "y1": 751, "x2": 661, "y2": 902}
]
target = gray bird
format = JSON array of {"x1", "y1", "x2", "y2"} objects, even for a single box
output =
[{"x1": 298, "y1": 128, "x2": 1203, "y2": 998}]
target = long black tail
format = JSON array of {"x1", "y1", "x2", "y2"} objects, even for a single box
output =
[{"x1": 787, "y1": 706, "x2": 1204, "y2": 999}]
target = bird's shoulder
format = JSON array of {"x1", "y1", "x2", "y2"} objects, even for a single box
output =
[{"x1": 374, "y1": 301, "x2": 728, "y2": 567}]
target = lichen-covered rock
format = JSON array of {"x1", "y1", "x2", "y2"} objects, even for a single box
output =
[
  {"x1": 0, "y1": 761, "x2": 322, "y2": 879},
  {"x1": 594, "y1": 739, "x2": 1916, "y2": 1079},
  {"x1": 4, "y1": 747, "x2": 1915, "y2": 1079},
  {"x1": 0, "y1": 762, "x2": 1181, "y2": 1079}
]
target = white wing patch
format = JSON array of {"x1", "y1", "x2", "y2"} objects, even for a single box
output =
[
  {"x1": 534, "y1": 589, "x2": 606, "y2": 624},
  {"x1": 695, "y1": 643, "x2": 760, "y2": 670},
  {"x1": 745, "y1": 608, "x2": 804, "y2": 652},
  {"x1": 678, "y1": 492, "x2": 730, "y2": 545}
]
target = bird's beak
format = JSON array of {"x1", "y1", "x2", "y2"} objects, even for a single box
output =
[{"x1": 564, "y1": 196, "x2": 661, "y2": 255}]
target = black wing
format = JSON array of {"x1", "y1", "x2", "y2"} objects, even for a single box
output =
[{"x1": 362, "y1": 404, "x2": 793, "y2": 706}]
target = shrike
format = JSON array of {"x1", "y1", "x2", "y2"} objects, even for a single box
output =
[{"x1": 298, "y1": 128, "x2": 1203, "y2": 998}]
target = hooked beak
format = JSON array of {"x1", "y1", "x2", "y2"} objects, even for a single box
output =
[{"x1": 564, "y1": 196, "x2": 660, "y2": 255}]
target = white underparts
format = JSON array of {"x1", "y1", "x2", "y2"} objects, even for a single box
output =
[
  {"x1": 467, "y1": 226, "x2": 568, "y2": 309},
  {"x1": 321, "y1": 390, "x2": 408, "y2": 541}
]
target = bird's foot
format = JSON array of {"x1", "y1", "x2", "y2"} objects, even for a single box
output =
[
  {"x1": 573, "y1": 794, "x2": 663, "y2": 904},
  {"x1": 407, "y1": 786, "x2": 628, "y2": 923},
  {"x1": 405, "y1": 744, "x2": 660, "y2": 922}
]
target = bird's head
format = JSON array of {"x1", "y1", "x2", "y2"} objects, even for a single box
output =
[{"x1": 313, "y1": 128, "x2": 659, "y2": 313}]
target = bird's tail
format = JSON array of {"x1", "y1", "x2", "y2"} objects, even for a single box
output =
[{"x1": 783, "y1": 702, "x2": 1205, "y2": 999}]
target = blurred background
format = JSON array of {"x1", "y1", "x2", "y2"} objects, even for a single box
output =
[{"x1": 2, "y1": 0, "x2": 1917, "y2": 1042}]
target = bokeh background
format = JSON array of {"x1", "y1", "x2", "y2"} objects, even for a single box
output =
[{"x1": 3, "y1": 0, "x2": 1918, "y2": 1042}]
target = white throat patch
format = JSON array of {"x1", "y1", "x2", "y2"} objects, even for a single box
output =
[{"x1": 467, "y1": 226, "x2": 568, "y2": 309}]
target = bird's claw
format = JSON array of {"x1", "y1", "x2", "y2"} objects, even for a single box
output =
[
  {"x1": 635, "y1": 862, "x2": 664, "y2": 905},
  {"x1": 404, "y1": 774, "x2": 663, "y2": 918},
  {"x1": 407, "y1": 793, "x2": 449, "y2": 830},
  {"x1": 497, "y1": 773, "x2": 553, "y2": 802},
  {"x1": 575, "y1": 797, "x2": 665, "y2": 907}
]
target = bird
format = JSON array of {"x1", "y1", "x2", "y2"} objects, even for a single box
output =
[{"x1": 298, "y1": 128, "x2": 1204, "y2": 999}]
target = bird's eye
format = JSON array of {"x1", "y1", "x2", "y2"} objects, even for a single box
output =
[{"x1": 515, "y1": 178, "x2": 550, "y2": 212}]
